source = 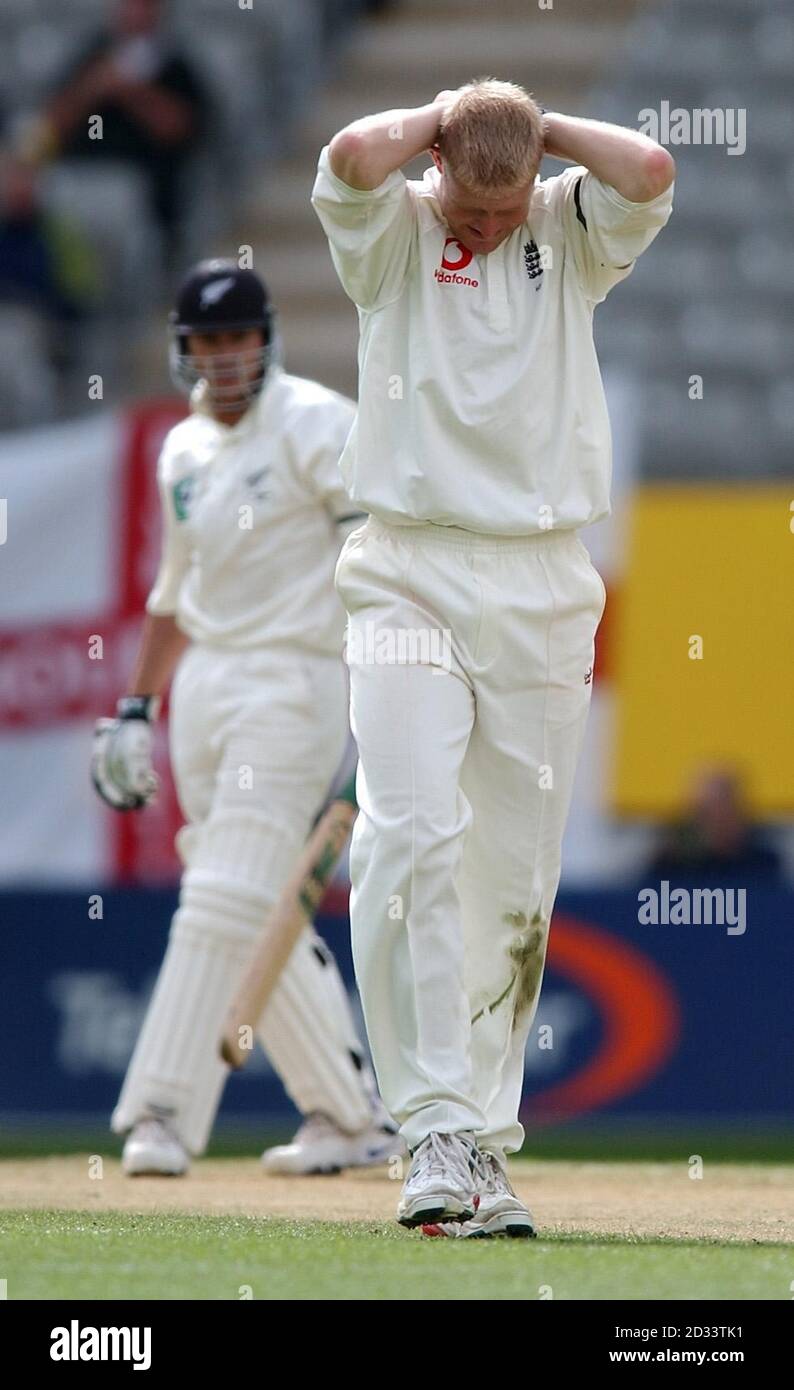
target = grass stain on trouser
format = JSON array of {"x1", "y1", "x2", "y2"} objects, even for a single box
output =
[
  {"x1": 509, "y1": 925, "x2": 546, "y2": 1026},
  {"x1": 470, "y1": 915, "x2": 546, "y2": 1030}
]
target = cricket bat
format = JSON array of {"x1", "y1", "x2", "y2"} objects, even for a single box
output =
[{"x1": 219, "y1": 776, "x2": 357, "y2": 1069}]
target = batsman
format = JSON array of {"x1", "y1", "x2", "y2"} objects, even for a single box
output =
[
  {"x1": 93, "y1": 259, "x2": 399, "y2": 1177},
  {"x1": 312, "y1": 80, "x2": 675, "y2": 1235}
]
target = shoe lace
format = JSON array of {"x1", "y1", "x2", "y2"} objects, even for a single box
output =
[
  {"x1": 410, "y1": 1131, "x2": 476, "y2": 1186},
  {"x1": 472, "y1": 1151, "x2": 515, "y2": 1197}
]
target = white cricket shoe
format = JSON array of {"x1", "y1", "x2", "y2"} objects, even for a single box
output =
[
  {"x1": 261, "y1": 1111, "x2": 404, "y2": 1176},
  {"x1": 122, "y1": 1118, "x2": 190, "y2": 1177},
  {"x1": 396, "y1": 1131, "x2": 479, "y2": 1228},
  {"x1": 422, "y1": 1151, "x2": 536, "y2": 1238}
]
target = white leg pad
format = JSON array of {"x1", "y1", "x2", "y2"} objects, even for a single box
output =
[
  {"x1": 112, "y1": 807, "x2": 303, "y2": 1154},
  {"x1": 111, "y1": 890, "x2": 262, "y2": 1155}
]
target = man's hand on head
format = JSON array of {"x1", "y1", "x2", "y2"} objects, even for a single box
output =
[
  {"x1": 431, "y1": 89, "x2": 459, "y2": 148},
  {"x1": 539, "y1": 112, "x2": 675, "y2": 201},
  {"x1": 433, "y1": 89, "x2": 459, "y2": 117},
  {"x1": 329, "y1": 97, "x2": 458, "y2": 190}
]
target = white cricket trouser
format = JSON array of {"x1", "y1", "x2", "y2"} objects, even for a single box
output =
[
  {"x1": 112, "y1": 642, "x2": 379, "y2": 1154},
  {"x1": 335, "y1": 517, "x2": 606, "y2": 1159}
]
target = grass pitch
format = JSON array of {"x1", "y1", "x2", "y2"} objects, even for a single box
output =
[
  {"x1": 1, "y1": 1157, "x2": 792, "y2": 1300},
  {"x1": 1, "y1": 1210, "x2": 792, "y2": 1301}
]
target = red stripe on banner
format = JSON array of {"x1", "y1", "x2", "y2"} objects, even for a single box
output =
[
  {"x1": 0, "y1": 615, "x2": 141, "y2": 727},
  {"x1": 117, "y1": 398, "x2": 187, "y2": 618},
  {"x1": 113, "y1": 399, "x2": 187, "y2": 883},
  {"x1": 0, "y1": 603, "x2": 614, "y2": 727}
]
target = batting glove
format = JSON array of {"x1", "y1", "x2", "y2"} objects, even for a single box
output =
[{"x1": 92, "y1": 695, "x2": 161, "y2": 811}]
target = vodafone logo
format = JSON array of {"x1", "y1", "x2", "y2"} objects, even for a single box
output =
[
  {"x1": 435, "y1": 236, "x2": 479, "y2": 289},
  {"x1": 441, "y1": 237, "x2": 473, "y2": 271}
]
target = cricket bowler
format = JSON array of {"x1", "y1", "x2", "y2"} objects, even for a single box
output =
[
  {"x1": 311, "y1": 80, "x2": 674, "y2": 1234},
  {"x1": 93, "y1": 259, "x2": 400, "y2": 1176}
]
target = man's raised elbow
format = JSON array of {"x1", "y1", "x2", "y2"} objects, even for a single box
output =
[
  {"x1": 638, "y1": 146, "x2": 676, "y2": 200},
  {"x1": 329, "y1": 129, "x2": 370, "y2": 187}
]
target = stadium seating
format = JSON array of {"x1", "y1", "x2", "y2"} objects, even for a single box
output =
[
  {"x1": 591, "y1": 0, "x2": 793, "y2": 481},
  {"x1": 0, "y1": 1, "x2": 363, "y2": 426},
  {"x1": 2, "y1": 0, "x2": 790, "y2": 470}
]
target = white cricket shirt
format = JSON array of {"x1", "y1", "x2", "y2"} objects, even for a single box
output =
[
  {"x1": 146, "y1": 365, "x2": 360, "y2": 651},
  {"x1": 311, "y1": 146, "x2": 673, "y2": 535}
]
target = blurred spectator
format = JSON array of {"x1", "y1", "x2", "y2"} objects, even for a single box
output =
[
  {"x1": 0, "y1": 146, "x2": 98, "y2": 370},
  {"x1": 41, "y1": 0, "x2": 208, "y2": 262},
  {"x1": 647, "y1": 765, "x2": 783, "y2": 883}
]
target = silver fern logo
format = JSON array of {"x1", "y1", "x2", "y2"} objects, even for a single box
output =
[{"x1": 199, "y1": 275, "x2": 236, "y2": 308}]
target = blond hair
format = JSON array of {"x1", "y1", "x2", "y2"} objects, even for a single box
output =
[{"x1": 437, "y1": 78, "x2": 544, "y2": 193}]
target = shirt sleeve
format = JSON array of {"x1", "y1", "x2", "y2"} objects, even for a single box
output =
[
  {"x1": 294, "y1": 392, "x2": 365, "y2": 535},
  {"x1": 145, "y1": 446, "x2": 192, "y2": 617},
  {"x1": 311, "y1": 143, "x2": 418, "y2": 312},
  {"x1": 552, "y1": 164, "x2": 674, "y2": 304}
]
